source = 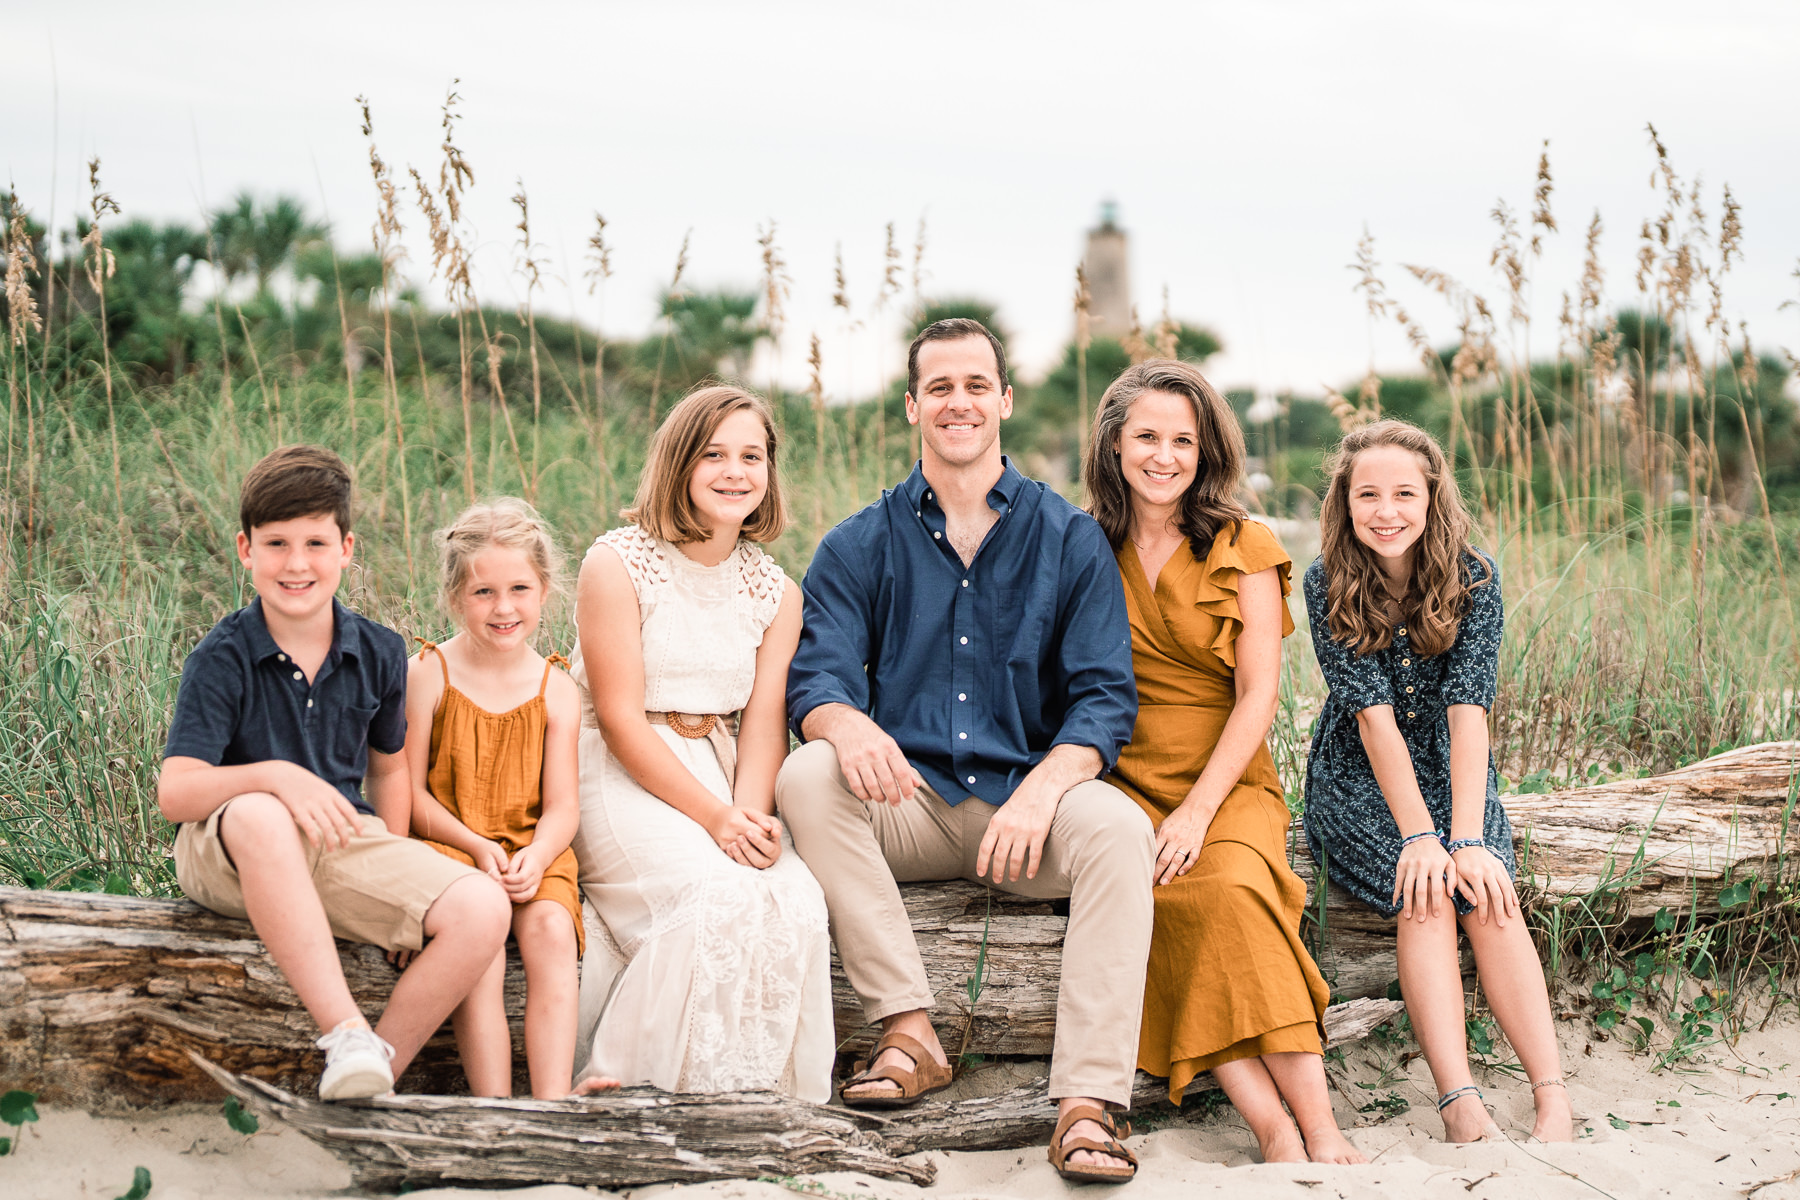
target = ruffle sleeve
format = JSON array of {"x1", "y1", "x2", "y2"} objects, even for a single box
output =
[{"x1": 1193, "y1": 518, "x2": 1295, "y2": 668}]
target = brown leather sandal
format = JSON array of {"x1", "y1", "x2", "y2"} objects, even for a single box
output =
[
  {"x1": 839, "y1": 1031, "x2": 954, "y2": 1110},
  {"x1": 1048, "y1": 1104, "x2": 1139, "y2": 1184}
]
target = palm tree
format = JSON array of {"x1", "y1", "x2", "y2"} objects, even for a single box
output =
[{"x1": 209, "y1": 192, "x2": 328, "y2": 302}]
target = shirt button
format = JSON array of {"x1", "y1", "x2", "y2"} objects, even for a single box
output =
[
  {"x1": 959, "y1": 732, "x2": 968, "y2": 740},
  {"x1": 927, "y1": 491, "x2": 933, "y2": 500},
  {"x1": 967, "y1": 776, "x2": 976, "y2": 785},
  {"x1": 960, "y1": 637, "x2": 968, "y2": 645},
  {"x1": 958, "y1": 693, "x2": 967, "y2": 701},
  {"x1": 1407, "y1": 711, "x2": 1416, "y2": 719},
  {"x1": 961, "y1": 580, "x2": 969, "y2": 587},
  {"x1": 933, "y1": 531, "x2": 942, "y2": 540},
  {"x1": 1406, "y1": 686, "x2": 1415, "y2": 693},
  {"x1": 292, "y1": 670, "x2": 303, "y2": 681},
  {"x1": 277, "y1": 654, "x2": 287, "y2": 662},
  {"x1": 307, "y1": 699, "x2": 314, "y2": 708},
  {"x1": 1402, "y1": 658, "x2": 1411, "y2": 666},
  {"x1": 1398, "y1": 627, "x2": 1407, "y2": 635}
]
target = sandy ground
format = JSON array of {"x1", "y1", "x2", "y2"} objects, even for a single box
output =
[{"x1": 9, "y1": 1014, "x2": 1800, "y2": 1200}]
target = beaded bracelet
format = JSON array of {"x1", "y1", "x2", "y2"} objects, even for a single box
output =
[
  {"x1": 1399, "y1": 830, "x2": 1443, "y2": 850},
  {"x1": 1445, "y1": 838, "x2": 1486, "y2": 854}
]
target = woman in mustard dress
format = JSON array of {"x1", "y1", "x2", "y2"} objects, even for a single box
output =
[{"x1": 1083, "y1": 361, "x2": 1363, "y2": 1165}]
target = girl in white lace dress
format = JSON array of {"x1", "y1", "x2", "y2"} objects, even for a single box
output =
[{"x1": 568, "y1": 384, "x2": 833, "y2": 1101}]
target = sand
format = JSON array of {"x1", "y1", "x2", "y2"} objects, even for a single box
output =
[{"x1": 9, "y1": 1014, "x2": 1800, "y2": 1200}]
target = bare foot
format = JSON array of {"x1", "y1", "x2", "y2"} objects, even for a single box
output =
[
  {"x1": 1301, "y1": 1125, "x2": 1368, "y2": 1164},
  {"x1": 1440, "y1": 1092, "x2": 1502, "y2": 1143},
  {"x1": 1531, "y1": 1084, "x2": 1574, "y2": 1142},
  {"x1": 570, "y1": 1073, "x2": 622, "y2": 1095},
  {"x1": 1254, "y1": 1120, "x2": 1310, "y2": 1164}
]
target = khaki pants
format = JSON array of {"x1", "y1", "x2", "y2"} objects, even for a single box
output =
[{"x1": 776, "y1": 739, "x2": 1154, "y2": 1107}]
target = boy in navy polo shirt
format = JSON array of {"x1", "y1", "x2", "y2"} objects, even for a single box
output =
[{"x1": 159, "y1": 445, "x2": 511, "y2": 1100}]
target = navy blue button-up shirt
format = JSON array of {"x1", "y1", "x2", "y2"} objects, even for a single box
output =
[
  {"x1": 163, "y1": 597, "x2": 408, "y2": 816},
  {"x1": 787, "y1": 458, "x2": 1136, "y2": 807}
]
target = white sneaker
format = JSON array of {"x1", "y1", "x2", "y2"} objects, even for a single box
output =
[{"x1": 316, "y1": 1021, "x2": 396, "y2": 1100}]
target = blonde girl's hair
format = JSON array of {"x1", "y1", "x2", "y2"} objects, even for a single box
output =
[
  {"x1": 1317, "y1": 418, "x2": 1491, "y2": 658},
  {"x1": 437, "y1": 498, "x2": 567, "y2": 616},
  {"x1": 1083, "y1": 358, "x2": 1249, "y2": 559},
  {"x1": 624, "y1": 383, "x2": 787, "y2": 543}
]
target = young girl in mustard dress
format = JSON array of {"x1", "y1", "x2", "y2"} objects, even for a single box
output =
[
  {"x1": 404, "y1": 499, "x2": 612, "y2": 1099},
  {"x1": 1084, "y1": 360, "x2": 1362, "y2": 1165}
]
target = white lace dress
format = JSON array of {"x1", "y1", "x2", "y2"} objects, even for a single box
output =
[{"x1": 568, "y1": 524, "x2": 834, "y2": 1102}]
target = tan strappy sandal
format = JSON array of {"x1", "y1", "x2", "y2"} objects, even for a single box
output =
[
  {"x1": 839, "y1": 1031, "x2": 954, "y2": 1110},
  {"x1": 1048, "y1": 1104, "x2": 1139, "y2": 1184}
]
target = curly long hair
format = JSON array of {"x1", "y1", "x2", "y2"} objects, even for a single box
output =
[
  {"x1": 1317, "y1": 419, "x2": 1490, "y2": 658},
  {"x1": 1083, "y1": 359, "x2": 1248, "y2": 560}
]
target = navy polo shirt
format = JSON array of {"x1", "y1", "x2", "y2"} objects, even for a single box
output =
[
  {"x1": 163, "y1": 597, "x2": 408, "y2": 816},
  {"x1": 787, "y1": 457, "x2": 1136, "y2": 807}
]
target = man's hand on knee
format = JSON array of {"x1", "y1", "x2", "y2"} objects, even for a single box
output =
[
  {"x1": 976, "y1": 745, "x2": 1102, "y2": 883},
  {"x1": 802, "y1": 704, "x2": 922, "y2": 807}
]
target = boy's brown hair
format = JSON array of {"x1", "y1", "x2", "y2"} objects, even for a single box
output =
[
  {"x1": 240, "y1": 445, "x2": 354, "y2": 538},
  {"x1": 624, "y1": 384, "x2": 786, "y2": 543}
]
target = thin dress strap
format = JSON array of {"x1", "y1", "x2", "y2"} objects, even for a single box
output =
[
  {"x1": 540, "y1": 652, "x2": 569, "y2": 697},
  {"x1": 414, "y1": 636, "x2": 451, "y2": 686}
]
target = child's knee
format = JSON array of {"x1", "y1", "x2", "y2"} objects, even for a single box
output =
[
  {"x1": 515, "y1": 901, "x2": 576, "y2": 949},
  {"x1": 426, "y1": 873, "x2": 511, "y2": 944},
  {"x1": 218, "y1": 792, "x2": 299, "y2": 854}
]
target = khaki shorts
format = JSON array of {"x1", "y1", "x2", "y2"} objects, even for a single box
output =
[{"x1": 175, "y1": 799, "x2": 480, "y2": 952}]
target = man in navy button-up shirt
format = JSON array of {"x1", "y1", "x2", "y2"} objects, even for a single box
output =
[{"x1": 778, "y1": 319, "x2": 1153, "y2": 1177}]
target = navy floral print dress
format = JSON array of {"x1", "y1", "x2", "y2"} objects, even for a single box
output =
[{"x1": 1301, "y1": 549, "x2": 1514, "y2": 919}]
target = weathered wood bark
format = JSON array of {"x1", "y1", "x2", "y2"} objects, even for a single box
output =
[
  {"x1": 193, "y1": 1055, "x2": 935, "y2": 1191},
  {"x1": 195, "y1": 999, "x2": 1404, "y2": 1189},
  {"x1": 1506, "y1": 740, "x2": 1800, "y2": 920},
  {"x1": 6, "y1": 743, "x2": 1790, "y2": 1108}
]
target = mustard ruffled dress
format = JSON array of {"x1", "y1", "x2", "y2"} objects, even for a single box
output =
[{"x1": 1108, "y1": 519, "x2": 1329, "y2": 1104}]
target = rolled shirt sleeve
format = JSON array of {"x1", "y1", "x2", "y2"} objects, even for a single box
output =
[
  {"x1": 787, "y1": 537, "x2": 876, "y2": 740},
  {"x1": 1045, "y1": 517, "x2": 1137, "y2": 773}
]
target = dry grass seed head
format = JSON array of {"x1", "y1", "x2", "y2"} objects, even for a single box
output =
[
  {"x1": 512, "y1": 181, "x2": 546, "y2": 294},
  {"x1": 584, "y1": 213, "x2": 613, "y2": 294},
  {"x1": 82, "y1": 158, "x2": 119, "y2": 292},
  {"x1": 1073, "y1": 263, "x2": 1092, "y2": 347},
  {"x1": 1530, "y1": 140, "x2": 1558, "y2": 256},
  {"x1": 880, "y1": 222, "x2": 902, "y2": 306},
  {"x1": 5, "y1": 190, "x2": 43, "y2": 347},
  {"x1": 1153, "y1": 284, "x2": 1178, "y2": 359},
  {"x1": 756, "y1": 222, "x2": 786, "y2": 335},
  {"x1": 832, "y1": 244, "x2": 850, "y2": 314}
]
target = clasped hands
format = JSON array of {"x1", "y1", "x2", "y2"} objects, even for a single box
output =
[{"x1": 1392, "y1": 836, "x2": 1519, "y2": 925}]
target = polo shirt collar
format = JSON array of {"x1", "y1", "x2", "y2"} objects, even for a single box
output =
[
  {"x1": 898, "y1": 455, "x2": 1026, "y2": 515},
  {"x1": 242, "y1": 596, "x2": 359, "y2": 664}
]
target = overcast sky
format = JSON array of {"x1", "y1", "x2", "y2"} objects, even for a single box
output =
[{"x1": 5, "y1": 0, "x2": 1797, "y2": 399}]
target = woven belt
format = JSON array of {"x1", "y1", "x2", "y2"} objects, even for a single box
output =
[{"x1": 646, "y1": 711, "x2": 741, "y2": 786}]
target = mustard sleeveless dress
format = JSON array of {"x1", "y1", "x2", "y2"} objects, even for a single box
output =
[
  {"x1": 415, "y1": 643, "x2": 584, "y2": 953},
  {"x1": 1108, "y1": 520, "x2": 1329, "y2": 1104}
]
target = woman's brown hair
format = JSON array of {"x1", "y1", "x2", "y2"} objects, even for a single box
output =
[
  {"x1": 624, "y1": 383, "x2": 787, "y2": 543},
  {"x1": 1317, "y1": 418, "x2": 1491, "y2": 658},
  {"x1": 1082, "y1": 358, "x2": 1248, "y2": 560}
]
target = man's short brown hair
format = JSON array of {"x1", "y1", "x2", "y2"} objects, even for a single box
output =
[
  {"x1": 240, "y1": 445, "x2": 354, "y2": 538},
  {"x1": 624, "y1": 384, "x2": 787, "y2": 544},
  {"x1": 906, "y1": 317, "x2": 1009, "y2": 398}
]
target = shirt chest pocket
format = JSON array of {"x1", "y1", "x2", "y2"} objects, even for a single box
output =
[{"x1": 320, "y1": 697, "x2": 381, "y2": 778}]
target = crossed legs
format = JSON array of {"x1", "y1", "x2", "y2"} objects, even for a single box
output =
[
  {"x1": 778, "y1": 740, "x2": 1153, "y2": 1171},
  {"x1": 218, "y1": 792, "x2": 512, "y2": 1079}
]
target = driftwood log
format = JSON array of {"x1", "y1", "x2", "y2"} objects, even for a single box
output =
[
  {"x1": 193, "y1": 998, "x2": 1405, "y2": 1191},
  {"x1": 194, "y1": 1055, "x2": 935, "y2": 1191},
  {"x1": 4, "y1": 742, "x2": 1792, "y2": 1110}
]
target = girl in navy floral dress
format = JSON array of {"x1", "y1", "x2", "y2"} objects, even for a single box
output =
[{"x1": 1302, "y1": 420, "x2": 1571, "y2": 1144}]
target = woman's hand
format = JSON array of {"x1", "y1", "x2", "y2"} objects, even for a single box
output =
[
  {"x1": 1393, "y1": 835, "x2": 1456, "y2": 921},
  {"x1": 1153, "y1": 802, "x2": 1215, "y2": 886},
  {"x1": 1452, "y1": 845, "x2": 1518, "y2": 926},
  {"x1": 707, "y1": 805, "x2": 782, "y2": 869},
  {"x1": 501, "y1": 844, "x2": 551, "y2": 903}
]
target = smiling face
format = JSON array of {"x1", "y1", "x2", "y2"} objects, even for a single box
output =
[
  {"x1": 236, "y1": 514, "x2": 354, "y2": 628},
  {"x1": 906, "y1": 335, "x2": 1013, "y2": 471},
  {"x1": 687, "y1": 407, "x2": 771, "y2": 535},
  {"x1": 1117, "y1": 389, "x2": 1200, "y2": 518},
  {"x1": 1347, "y1": 444, "x2": 1432, "y2": 578},
  {"x1": 452, "y1": 545, "x2": 545, "y2": 652}
]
